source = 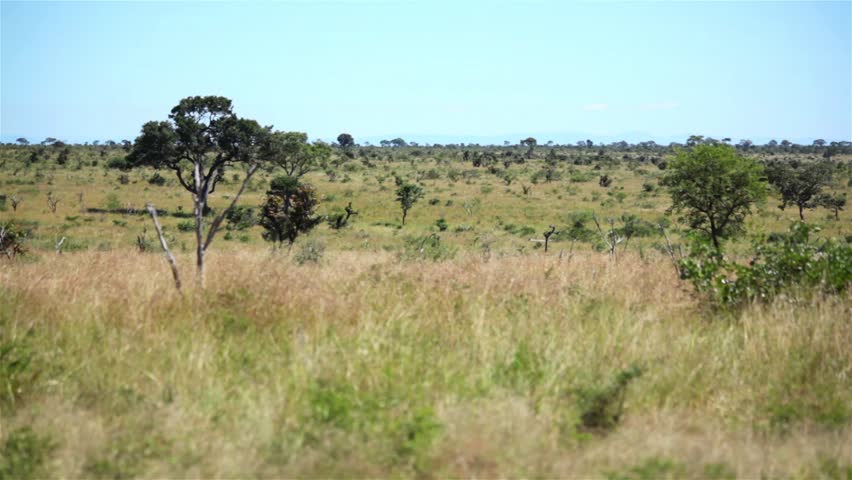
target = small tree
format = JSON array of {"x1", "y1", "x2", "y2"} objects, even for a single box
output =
[
  {"x1": 337, "y1": 133, "x2": 355, "y2": 151},
  {"x1": 127, "y1": 95, "x2": 273, "y2": 282},
  {"x1": 396, "y1": 183, "x2": 424, "y2": 226},
  {"x1": 267, "y1": 131, "x2": 332, "y2": 178},
  {"x1": 817, "y1": 192, "x2": 846, "y2": 220},
  {"x1": 521, "y1": 137, "x2": 537, "y2": 159},
  {"x1": 259, "y1": 176, "x2": 321, "y2": 250},
  {"x1": 15, "y1": 138, "x2": 28, "y2": 146},
  {"x1": 662, "y1": 144, "x2": 767, "y2": 250},
  {"x1": 765, "y1": 160, "x2": 834, "y2": 220}
]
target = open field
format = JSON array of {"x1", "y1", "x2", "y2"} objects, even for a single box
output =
[{"x1": 1, "y1": 145, "x2": 851, "y2": 478}]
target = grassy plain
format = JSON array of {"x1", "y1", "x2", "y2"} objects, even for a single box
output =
[{"x1": 1, "y1": 146, "x2": 851, "y2": 478}]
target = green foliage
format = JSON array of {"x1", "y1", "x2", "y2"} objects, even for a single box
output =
[
  {"x1": 176, "y1": 220, "x2": 194, "y2": 232},
  {"x1": 259, "y1": 176, "x2": 321, "y2": 248},
  {"x1": 766, "y1": 160, "x2": 834, "y2": 220},
  {"x1": 395, "y1": 183, "x2": 424, "y2": 226},
  {"x1": 435, "y1": 217, "x2": 448, "y2": 232},
  {"x1": 401, "y1": 234, "x2": 456, "y2": 261},
  {"x1": 147, "y1": 172, "x2": 166, "y2": 186},
  {"x1": 681, "y1": 222, "x2": 851, "y2": 307},
  {"x1": 576, "y1": 365, "x2": 643, "y2": 432},
  {"x1": 662, "y1": 144, "x2": 767, "y2": 249},
  {"x1": 224, "y1": 205, "x2": 257, "y2": 231},
  {"x1": 493, "y1": 341, "x2": 544, "y2": 391},
  {"x1": 0, "y1": 221, "x2": 28, "y2": 258},
  {"x1": 0, "y1": 427, "x2": 56, "y2": 480},
  {"x1": 0, "y1": 330, "x2": 38, "y2": 409}
]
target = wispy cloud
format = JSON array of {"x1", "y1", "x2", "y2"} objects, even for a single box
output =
[
  {"x1": 582, "y1": 103, "x2": 610, "y2": 112},
  {"x1": 640, "y1": 101, "x2": 680, "y2": 111}
]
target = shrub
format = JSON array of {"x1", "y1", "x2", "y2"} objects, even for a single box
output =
[
  {"x1": 176, "y1": 221, "x2": 194, "y2": 232},
  {"x1": 680, "y1": 222, "x2": 851, "y2": 308},
  {"x1": 294, "y1": 239, "x2": 325, "y2": 265},
  {"x1": 0, "y1": 427, "x2": 56, "y2": 480},
  {"x1": 0, "y1": 221, "x2": 28, "y2": 259},
  {"x1": 575, "y1": 365, "x2": 643, "y2": 432},
  {"x1": 147, "y1": 172, "x2": 166, "y2": 186},
  {"x1": 224, "y1": 206, "x2": 257, "y2": 231},
  {"x1": 435, "y1": 218, "x2": 448, "y2": 232}
]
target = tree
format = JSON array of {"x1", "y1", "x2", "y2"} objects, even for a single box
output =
[
  {"x1": 259, "y1": 176, "x2": 321, "y2": 250},
  {"x1": 390, "y1": 137, "x2": 408, "y2": 148},
  {"x1": 15, "y1": 138, "x2": 28, "y2": 146},
  {"x1": 127, "y1": 95, "x2": 273, "y2": 282},
  {"x1": 267, "y1": 131, "x2": 331, "y2": 178},
  {"x1": 396, "y1": 182, "x2": 424, "y2": 226},
  {"x1": 662, "y1": 144, "x2": 767, "y2": 250},
  {"x1": 736, "y1": 139, "x2": 753, "y2": 151},
  {"x1": 817, "y1": 192, "x2": 846, "y2": 220},
  {"x1": 336, "y1": 133, "x2": 355, "y2": 150},
  {"x1": 765, "y1": 160, "x2": 834, "y2": 220},
  {"x1": 521, "y1": 137, "x2": 537, "y2": 159},
  {"x1": 686, "y1": 135, "x2": 704, "y2": 147}
]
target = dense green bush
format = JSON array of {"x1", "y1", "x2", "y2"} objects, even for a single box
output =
[{"x1": 680, "y1": 222, "x2": 851, "y2": 307}]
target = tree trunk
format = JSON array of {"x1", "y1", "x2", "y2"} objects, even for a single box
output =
[
  {"x1": 402, "y1": 209, "x2": 407, "y2": 226},
  {"x1": 798, "y1": 205, "x2": 804, "y2": 220},
  {"x1": 194, "y1": 193, "x2": 205, "y2": 284}
]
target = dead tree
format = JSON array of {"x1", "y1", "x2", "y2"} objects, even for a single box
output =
[
  {"x1": 10, "y1": 196, "x2": 20, "y2": 212},
  {"x1": 543, "y1": 225, "x2": 557, "y2": 253},
  {"x1": 659, "y1": 224, "x2": 683, "y2": 278},
  {"x1": 55, "y1": 236, "x2": 66, "y2": 254},
  {"x1": 47, "y1": 192, "x2": 60, "y2": 213},
  {"x1": 146, "y1": 204, "x2": 181, "y2": 291},
  {"x1": 593, "y1": 215, "x2": 630, "y2": 260}
]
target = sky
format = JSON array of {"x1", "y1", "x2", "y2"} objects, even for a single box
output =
[{"x1": 1, "y1": 1, "x2": 850, "y2": 145}]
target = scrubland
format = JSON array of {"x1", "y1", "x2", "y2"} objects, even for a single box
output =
[{"x1": 1, "y1": 146, "x2": 851, "y2": 478}]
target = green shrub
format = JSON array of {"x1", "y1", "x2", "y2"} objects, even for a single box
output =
[
  {"x1": 681, "y1": 222, "x2": 851, "y2": 308},
  {"x1": 224, "y1": 206, "x2": 257, "y2": 231},
  {"x1": 0, "y1": 427, "x2": 56, "y2": 480},
  {"x1": 176, "y1": 221, "x2": 194, "y2": 232},
  {"x1": 147, "y1": 172, "x2": 166, "y2": 186},
  {"x1": 576, "y1": 365, "x2": 643, "y2": 432}
]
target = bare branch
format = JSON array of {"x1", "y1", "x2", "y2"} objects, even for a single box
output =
[{"x1": 146, "y1": 203, "x2": 182, "y2": 291}]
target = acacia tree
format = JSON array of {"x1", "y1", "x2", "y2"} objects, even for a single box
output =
[
  {"x1": 337, "y1": 133, "x2": 355, "y2": 150},
  {"x1": 267, "y1": 131, "x2": 331, "y2": 178},
  {"x1": 127, "y1": 95, "x2": 273, "y2": 281},
  {"x1": 765, "y1": 160, "x2": 834, "y2": 220},
  {"x1": 521, "y1": 137, "x2": 537, "y2": 159},
  {"x1": 396, "y1": 182, "x2": 424, "y2": 226},
  {"x1": 662, "y1": 144, "x2": 767, "y2": 250}
]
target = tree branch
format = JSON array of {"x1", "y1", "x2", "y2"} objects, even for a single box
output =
[{"x1": 203, "y1": 163, "x2": 259, "y2": 252}]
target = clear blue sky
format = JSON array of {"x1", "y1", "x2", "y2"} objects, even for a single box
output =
[{"x1": 1, "y1": 1, "x2": 850, "y2": 145}]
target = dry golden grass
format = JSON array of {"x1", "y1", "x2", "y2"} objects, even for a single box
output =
[{"x1": 1, "y1": 248, "x2": 850, "y2": 478}]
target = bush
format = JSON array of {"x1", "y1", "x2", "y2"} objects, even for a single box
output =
[
  {"x1": 224, "y1": 206, "x2": 257, "y2": 231},
  {"x1": 177, "y1": 220, "x2": 194, "y2": 232},
  {"x1": 294, "y1": 239, "x2": 325, "y2": 265},
  {"x1": 0, "y1": 427, "x2": 56, "y2": 480},
  {"x1": 575, "y1": 366, "x2": 643, "y2": 432},
  {"x1": 680, "y1": 222, "x2": 851, "y2": 308},
  {"x1": 0, "y1": 221, "x2": 28, "y2": 259},
  {"x1": 147, "y1": 172, "x2": 166, "y2": 186},
  {"x1": 106, "y1": 157, "x2": 130, "y2": 170},
  {"x1": 435, "y1": 218, "x2": 448, "y2": 232}
]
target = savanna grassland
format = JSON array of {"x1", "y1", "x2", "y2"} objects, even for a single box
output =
[{"x1": 1, "y1": 143, "x2": 851, "y2": 478}]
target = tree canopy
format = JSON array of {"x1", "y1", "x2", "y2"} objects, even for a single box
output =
[{"x1": 662, "y1": 144, "x2": 767, "y2": 249}]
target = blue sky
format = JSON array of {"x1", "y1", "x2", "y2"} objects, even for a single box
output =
[{"x1": 1, "y1": 1, "x2": 850, "y2": 145}]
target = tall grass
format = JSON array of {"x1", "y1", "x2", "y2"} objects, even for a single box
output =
[{"x1": 1, "y1": 249, "x2": 850, "y2": 477}]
